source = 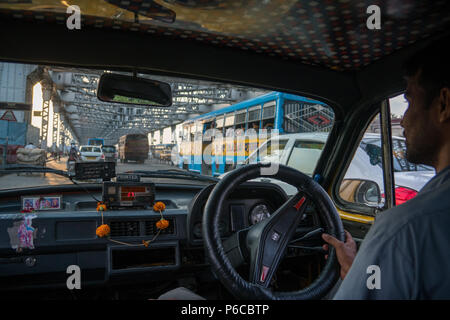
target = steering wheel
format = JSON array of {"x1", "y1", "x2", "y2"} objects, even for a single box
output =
[{"x1": 202, "y1": 163, "x2": 345, "y2": 299}]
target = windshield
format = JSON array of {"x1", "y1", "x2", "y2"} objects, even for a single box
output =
[
  {"x1": 0, "y1": 61, "x2": 335, "y2": 189},
  {"x1": 80, "y1": 146, "x2": 101, "y2": 153},
  {"x1": 102, "y1": 146, "x2": 115, "y2": 153},
  {"x1": 246, "y1": 139, "x2": 289, "y2": 164}
]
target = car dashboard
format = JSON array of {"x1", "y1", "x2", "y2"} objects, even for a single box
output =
[{"x1": 0, "y1": 180, "x2": 322, "y2": 298}]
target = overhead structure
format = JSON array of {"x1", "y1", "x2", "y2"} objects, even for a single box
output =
[{"x1": 48, "y1": 67, "x2": 266, "y2": 145}]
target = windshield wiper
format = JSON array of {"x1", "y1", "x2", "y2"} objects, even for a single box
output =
[
  {"x1": 0, "y1": 164, "x2": 101, "y2": 202},
  {"x1": 124, "y1": 169, "x2": 219, "y2": 183},
  {"x1": 0, "y1": 164, "x2": 69, "y2": 177}
]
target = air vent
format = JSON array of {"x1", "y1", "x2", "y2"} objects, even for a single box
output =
[
  {"x1": 145, "y1": 218, "x2": 175, "y2": 235},
  {"x1": 109, "y1": 221, "x2": 140, "y2": 237}
]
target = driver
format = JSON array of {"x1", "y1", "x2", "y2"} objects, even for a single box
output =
[
  {"x1": 322, "y1": 36, "x2": 450, "y2": 299},
  {"x1": 157, "y1": 37, "x2": 450, "y2": 300}
]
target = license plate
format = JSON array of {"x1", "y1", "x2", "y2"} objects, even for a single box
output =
[{"x1": 87, "y1": 156, "x2": 96, "y2": 160}]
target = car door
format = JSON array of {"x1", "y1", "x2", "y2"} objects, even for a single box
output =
[{"x1": 333, "y1": 94, "x2": 434, "y2": 244}]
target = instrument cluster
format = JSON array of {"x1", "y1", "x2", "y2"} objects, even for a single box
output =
[{"x1": 187, "y1": 183, "x2": 289, "y2": 245}]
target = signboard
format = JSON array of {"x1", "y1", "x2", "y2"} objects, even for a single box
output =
[
  {"x1": 0, "y1": 102, "x2": 32, "y2": 111},
  {"x1": 0, "y1": 103, "x2": 30, "y2": 123},
  {"x1": 0, "y1": 110, "x2": 26, "y2": 122},
  {"x1": 0, "y1": 110, "x2": 17, "y2": 122}
]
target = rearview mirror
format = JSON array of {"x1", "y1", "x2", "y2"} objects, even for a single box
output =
[
  {"x1": 97, "y1": 73, "x2": 172, "y2": 107},
  {"x1": 339, "y1": 179, "x2": 381, "y2": 206}
]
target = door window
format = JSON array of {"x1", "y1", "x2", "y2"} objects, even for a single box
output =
[
  {"x1": 339, "y1": 94, "x2": 435, "y2": 209},
  {"x1": 286, "y1": 140, "x2": 325, "y2": 176}
]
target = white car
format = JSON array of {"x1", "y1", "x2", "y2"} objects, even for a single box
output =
[
  {"x1": 79, "y1": 145, "x2": 105, "y2": 162},
  {"x1": 233, "y1": 132, "x2": 435, "y2": 205}
]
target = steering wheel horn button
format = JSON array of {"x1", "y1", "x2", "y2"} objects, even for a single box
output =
[
  {"x1": 271, "y1": 231, "x2": 281, "y2": 241},
  {"x1": 260, "y1": 265, "x2": 270, "y2": 283},
  {"x1": 24, "y1": 256, "x2": 37, "y2": 267}
]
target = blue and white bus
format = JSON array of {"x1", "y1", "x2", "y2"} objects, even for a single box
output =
[
  {"x1": 87, "y1": 138, "x2": 105, "y2": 146},
  {"x1": 178, "y1": 91, "x2": 333, "y2": 176}
]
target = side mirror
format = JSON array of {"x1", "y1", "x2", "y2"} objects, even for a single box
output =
[
  {"x1": 339, "y1": 179, "x2": 381, "y2": 206},
  {"x1": 97, "y1": 73, "x2": 172, "y2": 107}
]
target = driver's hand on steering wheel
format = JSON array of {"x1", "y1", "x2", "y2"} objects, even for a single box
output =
[{"x1": 322, "y1": 230, "x2": 357, "y2": 280}]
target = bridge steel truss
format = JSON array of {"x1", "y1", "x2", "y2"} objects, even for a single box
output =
[{"x1": 44, "y1": 67, "x2": 265, "y2": 146}]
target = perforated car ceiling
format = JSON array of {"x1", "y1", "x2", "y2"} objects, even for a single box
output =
[{"x1": 0, "y1": 0, "x2": 449, "y2": 71}]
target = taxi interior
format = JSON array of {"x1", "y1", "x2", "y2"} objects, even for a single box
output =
[{"x1": 0, "y1": 0, "x2": 449, "y2": 300}]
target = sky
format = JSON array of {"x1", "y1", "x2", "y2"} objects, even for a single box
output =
[{"x1": 389, "y1": 93, "x2": 408, "y2": 118}]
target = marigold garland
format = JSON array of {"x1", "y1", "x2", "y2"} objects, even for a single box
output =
[
  {"x1": 96, "y1": 202, "x2": 107, "y2": 212},
  {"x1": 154, "y1": 201, "x2": 169, "y2": 230},
  {"x1": 153, "y1": 201, "x2": 166, "y2": 212},
  {"x1": 156, "y1": 218, "x2": 170, "y2": 230},
  {"x1": 95, "y1": 201, "x2": 168, "y2": 248},
  {"x1": 96, "y1": 224, "x2": 110, "y2": 238}
]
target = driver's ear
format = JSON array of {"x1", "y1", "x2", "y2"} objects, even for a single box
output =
[{"x1": 438, "y1": 87, "x2": 450, "y2": 124}]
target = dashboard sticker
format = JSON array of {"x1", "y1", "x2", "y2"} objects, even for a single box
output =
[
  {"x1": 7, "y1": 214, "x2": 37, "y2": 252},
  {"x1": 22, "y1": 196, "x2": 61, "y2": 211}
]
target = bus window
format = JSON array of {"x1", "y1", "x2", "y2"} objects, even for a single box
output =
[
  {"x1": 235, "y1": 110, "x2": 247, "y2": 132},
  {"x1": 204, "y1": 119, "x2": 214, "y2": 131},
  {"x1": 216, "y1": 116, "x2": 224, "y2": 132},
  {"x1": 247, "y1": 106, "x2": 261, "y2": 130},
  {"x1": 283, "y1": 101, "x2": 334, "y2": 133},
  {"x1": 261, "y1": 101, "x2": 276, "y2": 131},
  {"x1": 224, "y1": 113, "x2": 235, "y2": 129}
]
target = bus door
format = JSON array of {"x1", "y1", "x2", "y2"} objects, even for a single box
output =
[
  {"x1": 260, "y1": 101, "x2": 276, "y2": 146},
  {"x1": 224, "y1": 113, "x2": 235, "y2": 173},
  {"x1": 179, "y1": 125, "x2": 191, "y2": 170},
  {"x1": 234, "y1": 109, "x2": 247, "y2": 165},
  {"x1": 212, "y1": 115, "x2": 224, "y2": 176},
  {"x1": 192, "y1": 121, "x2": 203, "y2": 173},
  {"x1": 201, "y1": 118, "x2": 215, "y2": 176},
  {"x1": 181, "y1": 124, "x2": 194, "y2": 170}
]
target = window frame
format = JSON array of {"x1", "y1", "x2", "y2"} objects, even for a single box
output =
[{"x1": 332, "y1": 99, "x2": 397, "y2": 217}]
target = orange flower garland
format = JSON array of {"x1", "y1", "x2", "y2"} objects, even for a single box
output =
[
  {"x1": 153, "y1": 201, "x2": 166, "y2": 212},
  {"x1": 96, "y1": 224, "x2": 110, "y2": 237},
  {"x1": 156, "y1": 218, "x2": 170, "y2": 230},
  {"x1": 96, "y1": 202, "x2": 107, "y2": 212},
  {"x1": 96, "y1": 202, "x2": 110, "y2": 238},
  {"x1": 94, "y1": 201, "x2": 168, "y2": 247},
  {"x1": 154, "y1": 201, "x2": 169, "y2": 230}
]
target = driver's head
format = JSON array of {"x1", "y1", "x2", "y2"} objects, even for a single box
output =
[{"x1": 401, "y1": 36, "x2": 450, "y2": 170}]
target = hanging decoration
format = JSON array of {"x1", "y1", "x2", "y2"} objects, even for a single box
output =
[{"x1": 95, "y1": 200, "x2": 168, "y2": 247}]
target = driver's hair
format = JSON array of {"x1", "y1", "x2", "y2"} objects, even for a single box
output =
[{"x1": 403, "y1": 35, "x2": 450, "y2": 108}]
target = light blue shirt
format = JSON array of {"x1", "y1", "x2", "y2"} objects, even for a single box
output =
[{"x1": 334, "y1": 166, "x2": 450, "y2": 299}]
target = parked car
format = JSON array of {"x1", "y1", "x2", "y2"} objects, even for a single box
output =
[
  {"x1": 101, "y1": 145, "x2": 118, "y2": 163},
  {"x1": 238, "y1": 132, "x2": 435, "y2": 205},
  {"x1": 79, "y1": 145, "x2": 104, "y2": 162}
]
